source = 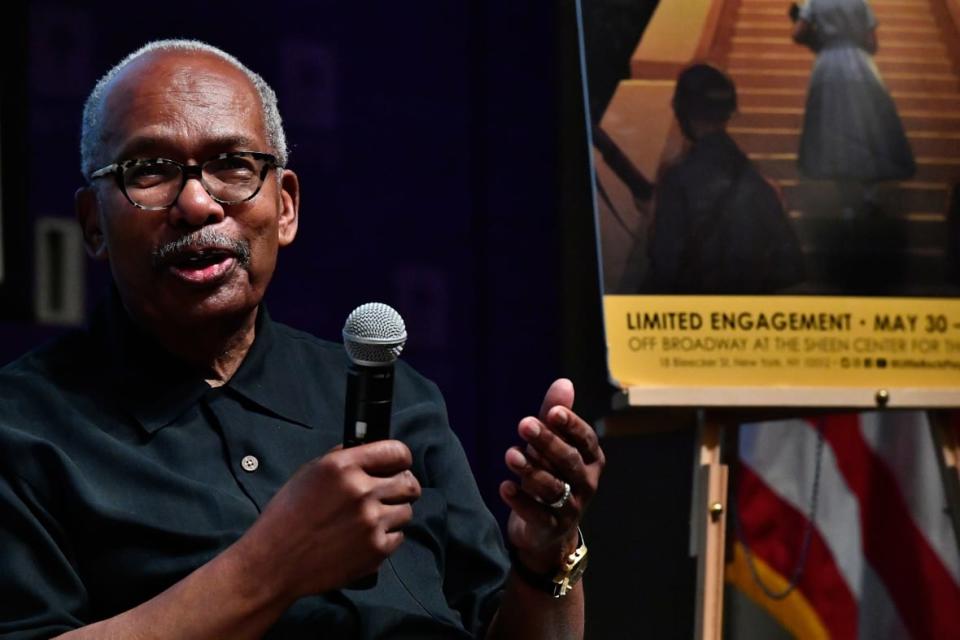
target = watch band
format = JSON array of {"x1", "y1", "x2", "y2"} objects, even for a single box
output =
[{"x1": 508, "y1": 528, "x2": 588, "y2": 598}]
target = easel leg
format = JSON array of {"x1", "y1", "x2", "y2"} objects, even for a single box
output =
[
  {"x1": 929, "y1": 411, "x2": 960, "y2": 555},
  {"x1": 693, "y1": 420, "x2": 729, "y2": 640}
]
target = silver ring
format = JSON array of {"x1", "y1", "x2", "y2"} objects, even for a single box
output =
[{"x1": 548, "y1": 482, "x2": 572, "y2": 509}]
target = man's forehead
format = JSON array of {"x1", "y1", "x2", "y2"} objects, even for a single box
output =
[
  {"x1": 111, "y1": 49, "x2": 252, "y2": 91},
  {"x1": 98, "y1": 50, "x2": 268, "y2": 157}
]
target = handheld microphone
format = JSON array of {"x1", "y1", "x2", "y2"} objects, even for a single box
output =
[
  {"x1": 341, "y1": 303, "x2": 407, "y2": 591},
  {"x1": 342, "y1": 302, "x2": 407, "y2": 447}
]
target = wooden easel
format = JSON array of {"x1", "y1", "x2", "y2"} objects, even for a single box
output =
[{"x1": 691, "y1": 417, "x2": 728, "y2": 640}]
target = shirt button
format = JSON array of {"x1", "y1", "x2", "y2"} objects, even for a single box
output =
[{"x1": 241, "y1": 455, "x2": 259, "y2": 472}]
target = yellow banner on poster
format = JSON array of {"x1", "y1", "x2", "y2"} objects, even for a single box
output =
[{"x1": 604, "y1": 295, "x2": 960, "y2": 388}]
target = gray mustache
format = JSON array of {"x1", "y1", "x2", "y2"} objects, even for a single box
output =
[{"x1": 153, "y1": 227, "x2": 251, "y2": 268}]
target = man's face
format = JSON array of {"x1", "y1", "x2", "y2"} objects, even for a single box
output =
[{"x1": 78, "y1": 50, "x2": 299, "y2": 332}]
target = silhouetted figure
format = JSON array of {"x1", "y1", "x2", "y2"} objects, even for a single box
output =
[
  {"x1": 645, "y1": 64, "x2": 805, "y2": 294},
  {"x1": 792, "y1": 0, "x2": 915, "y2": 216}
]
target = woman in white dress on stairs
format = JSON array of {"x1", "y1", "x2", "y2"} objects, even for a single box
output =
[{"x1": 792, "y1": 0, "x2": 916, "y2": 216}]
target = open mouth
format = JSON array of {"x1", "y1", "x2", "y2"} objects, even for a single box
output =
[
  {"x1": 164, "y1": 248, "x2": 238, "y2": 285},
  {"x1": 153, "y1": 229, "x2": 251, "y2": 288}
]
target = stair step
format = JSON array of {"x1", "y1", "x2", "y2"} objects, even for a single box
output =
[
  {"x1": 751, "y1": 153, "x2": 960, "y2": 182},
  {"x1": 731, "y1": 35, "x2": 946, "y2": 48},
  {"x1": 738, "y1": 7, "x2": 938, "y2": 23},
  {"x1": 781, "y1": 181, "x2": 950, "y2": 217},
  {"x1": 730, "y1": 37, "x2": 947, "y2": 58},
  {"x1": 728, "y1": 68, "x2": 958, "y2": 92},
  {"x1": 737, "y1": 88, "x2": 960, "y2": 112},
  {"x1": 733, "y1": 107, "x2": 960, "y2": 132},
  {"x1": 801, "y1": 245, "x2": 949, "y2": 262},
  {"x1": 790, "y1": 213, "x2": 948, "y2": 251},
  {"x1": 789, "y1": 209, "x2": 948, "y2": 223},
  {"x1": 740, "y1": 0, "x2": 934, "y2": 7},
  {"x1": 730, "y1": 126, "x2": 960, "y2": 155},
  {"x1": 732, "y1": 16, "x2": 940, "y2": 28},
  {"x1": 726, "y1": 50, "x2": 952, "y2": 74},
  {"x1": 733, "y1": 23, "x2": 942, "y2": 39}
]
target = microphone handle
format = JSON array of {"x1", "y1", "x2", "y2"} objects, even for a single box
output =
[
  {"x1": 343, "y1": 363, "x2": 395, "y2": 590},
  {"x1": 343, "y1": 364, "x2": 394, "y2": 447}
]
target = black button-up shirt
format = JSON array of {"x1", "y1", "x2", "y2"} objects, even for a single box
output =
[{"x1": 0, "y1": 295, "x2": 508, "y2": 639}]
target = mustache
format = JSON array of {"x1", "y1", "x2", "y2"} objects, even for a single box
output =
[{"x1": 152, "y1": 227, "x2": 252, "y2": 268}]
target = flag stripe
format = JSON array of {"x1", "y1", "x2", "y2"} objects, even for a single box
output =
[
  {"x1": 739, "y1": 418, "x2": 911, "y2": 639},
  {"x1": 739, "y1": 420, "x2": 867, "y2": 598},
  {"x1": 737, "y1": 462, "x2": 858, "y2": 638},
  {"x1": 821, "y1": 413, "x2": 960, "y2": 640},
  {"x1": 858, "y1": 412, "x2": 960, "y2": 586}
]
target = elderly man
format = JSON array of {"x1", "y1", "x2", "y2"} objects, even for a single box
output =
[{"x1": 0, "y1": 40, "x2": 603, "y2": 639}]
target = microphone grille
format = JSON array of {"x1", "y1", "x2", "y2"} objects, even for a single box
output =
[{"x1": 342, "y1": 302, "x2": 407, "y2": 367}]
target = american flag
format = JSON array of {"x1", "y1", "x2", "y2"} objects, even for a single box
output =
[{"x1": 727, "y1": 412, "x2": 960, "y2": 639}]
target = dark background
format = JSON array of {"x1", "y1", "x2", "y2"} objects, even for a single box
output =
[{"x1": 0, "y1": 2, "x2": 693, "y2": 636}]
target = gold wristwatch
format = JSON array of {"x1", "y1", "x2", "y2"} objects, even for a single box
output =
[{"x1": 510, "y1": 528, "x2": 588, "y2": 598}]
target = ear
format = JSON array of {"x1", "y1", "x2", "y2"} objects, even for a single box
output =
[
  {"x1": 277, "y1": 169, "x2": 300, "y2": 247},
  {"x1": 75, "y1": 187, "x2": 109, "y2": 260}
]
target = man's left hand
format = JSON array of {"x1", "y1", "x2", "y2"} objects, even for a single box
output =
[{"x1": 499, "y1": 378, "x2": 605, "y2": 574}]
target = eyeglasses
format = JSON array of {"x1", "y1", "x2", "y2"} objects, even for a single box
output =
[{"x1": 89, "y1": 151, "x2": 281, "y2": 211}]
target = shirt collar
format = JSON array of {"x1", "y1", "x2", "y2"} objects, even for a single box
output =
[
  {"x1": 93, "y1": 291, "x2": 316, "y2": 434},
  {"x1": 94, "y1": 291, "x2": 209, "y2": 434},
  {"x1": 223, "y1": 306, "x2": 317, "y2": 430}
]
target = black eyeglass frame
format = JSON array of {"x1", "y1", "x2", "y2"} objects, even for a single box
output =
[{"x1": 88, "y1": 151, "x2": 282, "y2": 211}]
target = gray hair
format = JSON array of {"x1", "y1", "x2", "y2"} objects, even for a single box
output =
[{"x1": 80, "y1": 39, "x2": 288, "y2": 179}]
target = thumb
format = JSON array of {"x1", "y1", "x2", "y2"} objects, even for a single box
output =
[{"x1": 538, "y1": 378, "x2": 574, "y2": 422}]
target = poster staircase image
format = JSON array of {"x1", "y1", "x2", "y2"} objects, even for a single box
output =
[{"x1": 720, "y1": 0, "x2": 960, "y2": 296}]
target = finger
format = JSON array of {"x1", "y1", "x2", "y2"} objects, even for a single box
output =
[
  {"x1": 378, "y1": 530, "x2": 406, "y2": 558},
  {"x1": 499, "y1": 481, "x2": 561, "y2": 531},
  {"x1": 524, "y1": 442, "x2": 556, "y2": 473},
  {"x1": 352, "y1": 529, "x2": 405, "y2": 579},
  {"x1": 538, "y1": 378, "x2": 575, "y2": 422},
  {"x1": 346, "y1": 440, "x2": 413, "y2": 476},
  {"x1": 380, "y1": 503, "x2": 415, "y2": 533},
  {"x1": 373, "y1": 469, "x2": 422, "y2": 505},
  {"x1": 522, "y1": 409, "x2": 604, "y2": 474},
  {"x1": 505, "y1": 447, "x2": 568, "y2": 503},
  {"x1": 518, "y1": 418, "x2": 589, "y2": 489},
  {"x1": 543, "y1": 406, "x2": 603, "y2": 466}
]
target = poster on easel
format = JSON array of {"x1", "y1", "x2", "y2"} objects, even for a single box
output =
[
  {"x1": 582, "y1": 0, "x2": 960, "y2": 408},
  {"x1": 577, "y1": 2, "x2": 960, "y2": 639}
]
